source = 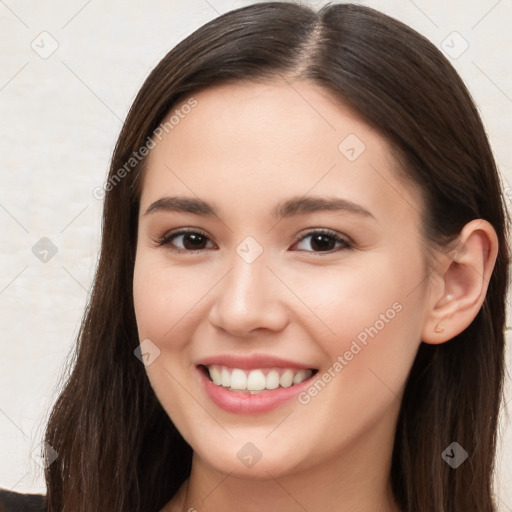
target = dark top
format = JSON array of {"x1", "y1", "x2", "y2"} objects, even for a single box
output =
[{"x1": 0, "y1": 490, "x2": 46, "y2": 512}]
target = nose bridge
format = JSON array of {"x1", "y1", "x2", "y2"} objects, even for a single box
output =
[
  {"x1": 225, "y1": 244, "x2": 273, "y2": 310},
  {"x1": 208, "y1": 240, "x2": 288, "y2": 334}
]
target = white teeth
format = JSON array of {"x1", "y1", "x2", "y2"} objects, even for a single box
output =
[
  {"x1": 293, "y1": 369, "x2": 309, "y2": 385},
  {"x1": 247, "y1": 369, "x2": 266, "y2": 391},
  {"x1": 230, "y1": 369, "x2": 247, "y2": 390},
  {"x1": 221, "y1": 367, "x2": 231, "y2": 387},
  {"x1": 279, "y1": 369, "x2": 294, "y2": 388},
  {"x1": 206, "y1": 365, "x2": 313, "y2": 392},
  {"x1": 209, "y1": 366, "x2": 222, "y2": 385},
  {"x1": 266, "y1": 370, "x2": 280, "y2": 390}
]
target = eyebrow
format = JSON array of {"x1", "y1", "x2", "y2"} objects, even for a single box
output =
[{"x1": 144, "y1": 195, "x2": 375, "y2": 220}]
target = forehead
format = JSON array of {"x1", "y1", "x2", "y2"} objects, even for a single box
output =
[{"x1": 140, "y1": 80, "x2": 423, "y2": 228}]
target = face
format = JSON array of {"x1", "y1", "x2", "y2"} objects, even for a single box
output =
[{"x1": 133, "y1": 80, "x2": 430, "y2": 479}]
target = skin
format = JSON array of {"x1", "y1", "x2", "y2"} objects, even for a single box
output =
[{"x1": 132, "y1": 79, "x2": 498, "y2": 512}]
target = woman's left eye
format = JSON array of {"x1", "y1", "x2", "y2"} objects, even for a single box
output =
[
  {"x1": 291, "y1": 229, "x2": 353, "y2": 253},
  {"x1": 154, "y1": 229, "x2": 352, "y2": 254}
]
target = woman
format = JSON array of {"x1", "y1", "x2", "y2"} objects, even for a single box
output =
[{"x1": 1, "y1": 2, "x2": 508, "y2": 511}]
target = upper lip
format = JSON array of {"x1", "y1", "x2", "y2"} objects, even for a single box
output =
[{"x1": 197, "y1": 354, "x2": 316, "y2": 371}]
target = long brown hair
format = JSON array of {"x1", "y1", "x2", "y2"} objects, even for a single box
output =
[{"x1": 44, "y1": 3, "x2": 509, "y2": 511}]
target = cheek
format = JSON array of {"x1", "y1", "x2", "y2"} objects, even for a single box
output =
[
  {"x1": 289, "y1": 251, "x2": 425, "y2": 397},
  {"x1": 132, "y1": 253, "x2": 204, "y2": 342},
  {"x1": 132, "y1": 254, "x2": 203, "y2": 438},
  {"x1": 283, "y1": 251, "x2": 422, "y2": 343}
]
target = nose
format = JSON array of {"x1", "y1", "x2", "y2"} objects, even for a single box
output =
[{"x1": 207, "y1": 248, "x2": 289, "y2": 337}]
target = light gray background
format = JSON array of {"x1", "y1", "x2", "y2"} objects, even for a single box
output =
[{"x1": 0, "y1": 0, "x2": 511, "y2": 508}]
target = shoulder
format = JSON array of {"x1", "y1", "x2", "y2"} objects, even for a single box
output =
[{"x1": 0, "y1": 489, "x2": 47, "y2": 512}]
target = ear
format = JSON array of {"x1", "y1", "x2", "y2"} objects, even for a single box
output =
[{"x1": 421, "y1": 219, "x2": 499, "y2": 344}]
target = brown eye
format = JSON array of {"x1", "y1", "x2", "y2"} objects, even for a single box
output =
[
  {"x1": 291, "y1": 230, "x2": 352, "y2": 253},
  {"x1": 156, "y1": 230, "x2": 216, "y2": 252}
]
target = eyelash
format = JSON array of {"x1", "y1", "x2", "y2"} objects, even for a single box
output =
[{"x1": 153, "y1": 228, "x2": 354, "y2": 255}]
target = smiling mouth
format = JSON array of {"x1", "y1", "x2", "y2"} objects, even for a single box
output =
[{"x1": 198, "y1": 364, "x2": 319, "y2": 394}]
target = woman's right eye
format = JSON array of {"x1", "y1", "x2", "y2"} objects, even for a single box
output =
[{"x1": 155, "y1": 230, "x2": 216, "y2": 253}]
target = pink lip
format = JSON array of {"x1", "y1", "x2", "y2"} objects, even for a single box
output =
[
  {"x1": 195, "y1": 366, "x2": 317, "y2": 415},
  {"x1": 196, "y1": 354, "x2": 314, "y2": 371}
]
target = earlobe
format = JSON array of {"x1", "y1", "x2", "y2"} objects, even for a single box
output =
[
  {"x1": 433, "y1": 322, "x2": 445, "y2": 334},
  {"x1": 421, "y1": 219, "x2": 498, "y2": 345}
]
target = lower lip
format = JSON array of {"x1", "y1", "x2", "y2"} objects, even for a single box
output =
[{"x1": 197, "y1": 367, "x2": 316, "y2": 414}]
